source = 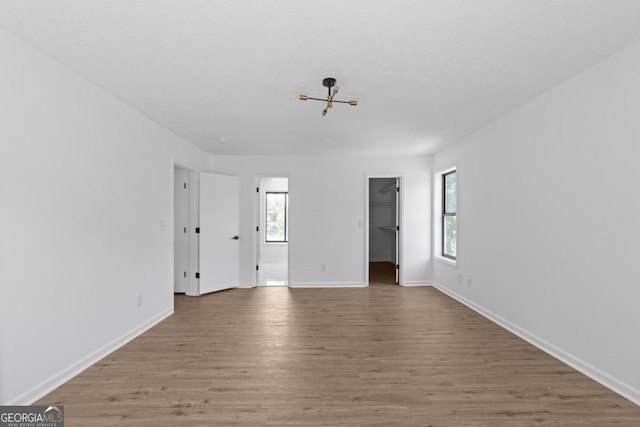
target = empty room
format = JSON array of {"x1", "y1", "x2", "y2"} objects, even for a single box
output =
[{"x1": 2, "y1": 1, "x2": 640, "y2": 425}]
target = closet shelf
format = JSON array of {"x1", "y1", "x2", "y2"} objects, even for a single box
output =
[
  {"x1": 378, "y1": 183, "x2": 397, "y2": 194},
  {"x1": 378, "y1": 226, "x2": 397, "y2": 232}
]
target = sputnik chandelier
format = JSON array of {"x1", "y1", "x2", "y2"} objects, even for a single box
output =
[{"x1": 299, "y1": 77, "x2": 358, "y2": 116}]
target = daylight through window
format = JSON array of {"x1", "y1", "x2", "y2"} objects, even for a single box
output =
[
  {"x1": 442, "y1": 170, "x2": 457, "y2": 259},
  {"x1": 266, "y1": 192, "x2": 288, "y2": 242}
]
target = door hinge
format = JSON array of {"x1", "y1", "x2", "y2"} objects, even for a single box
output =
[
  {"x1": 195, "y1": 227, "x2": 200, "y2": 234},
  {"x1": 396, "y1": 225, "x2": 399, "y2": 231},
  {"x1": 256, "y1": 226, "x2": 259, "y2": 232},
  {"x1": 256, "y1": 187, "x2": 259, "y2": 193},
  {"x1": 396, "y1": 187, "x2": 399, "y2": 192},
  {"x1": 195, "y1": 272, "x2": 200, "y2": 279},
  {"x1": 396, "y1": 264, "x2": 399, "y2": 270},
  {"x1": 184, "y1": 182, "x2": 187, "y2": 189},
  {"x1": 183, "y1": 226, "x2": 187, "y2": 233},
  {"x1": 256, "y1": 265, "x2": 259, "y2": 271},
  {"x1": 183, "y1": 271, "x2": 186, "y2": 278}
]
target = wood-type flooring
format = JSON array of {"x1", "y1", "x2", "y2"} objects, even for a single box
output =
[{"x1": 37, "y1": 285, "x2": 640, "y2": 426}]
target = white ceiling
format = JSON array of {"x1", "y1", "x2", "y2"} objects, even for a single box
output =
[{"x1": 1, "y1": 1, "x2": 640, "y2": 156}]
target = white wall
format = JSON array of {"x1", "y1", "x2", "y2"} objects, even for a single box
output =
[
  {"x1": 259, "y1": 177, "x2": 288, "y2": 263},
  {"x1": 210, "y1": 155, "x2": 432, "y2": 287},
  {"x1": 432, "y1": 40, "x2": 640, "y2": 404},
  {"x1": 0, "y1": 28, "x2": 209, "y2": 404}
]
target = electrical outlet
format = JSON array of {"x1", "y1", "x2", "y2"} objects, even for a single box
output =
[
  {"x1": 320, "y1": 264, "x2": 327, "y2": 272},
  {"x1": 137, "y1": 294, "x2": 143, "y2": 308}
]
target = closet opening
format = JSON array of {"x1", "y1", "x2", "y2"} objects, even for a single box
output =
[{"x1": 367, "y1": 177, "x2": 400, "y2": 285}]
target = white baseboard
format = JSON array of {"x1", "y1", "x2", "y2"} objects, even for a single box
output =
[
  {"x1": 401, "y1": 281, "x2": 433, "y2": 287},
  {"x1": 432, "y1": 283, "x2": 640, "y2": 407},
  {"x1": 289, "y1": 282, "x2": 367, "y2": 288},
  {"x1": 8, "y1": 307, "x2": 173, "y2": 405},
  {"x1": 235, "y1": 283, "x2": 256, "y2": 289}
]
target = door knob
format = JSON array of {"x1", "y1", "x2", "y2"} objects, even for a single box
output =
[{"x1": 231, "y1": 235, "x2": 239, "y2": 240}]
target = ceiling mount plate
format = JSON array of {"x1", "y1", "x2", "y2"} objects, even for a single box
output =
[{"x1": 322, "y1": 77, "x2": 337, "y2": 88}]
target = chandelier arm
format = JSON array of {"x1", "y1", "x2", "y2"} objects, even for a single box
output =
[{"x1": 304, "y1": 96, "x2": 355, "y2": 103}]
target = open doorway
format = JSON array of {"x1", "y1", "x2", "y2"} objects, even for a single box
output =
[
  {"x1": 368, "y1": 177, "x2": 400, "y2": 285},
  {"x1": 256, "y1": 177, "x2": 289, "y2": 286},
  {"x1": 174, "y1": 168, "x2": 240, "y2": 296}
]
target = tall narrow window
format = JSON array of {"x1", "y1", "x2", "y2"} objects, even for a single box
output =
[
  {"x1": 266, "y1": 192, "x2": 288, "y2": 242},
  {"x1": 442, "y1": 170, "x2": 457, "y2": 259}
]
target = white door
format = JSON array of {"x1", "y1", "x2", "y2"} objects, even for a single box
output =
[
  {"x1": 198, "y1": 172, "x2": 240, "y2": 294},
  {"x1": 173, "y1": 169, "x2": 189, "y2": 293}
]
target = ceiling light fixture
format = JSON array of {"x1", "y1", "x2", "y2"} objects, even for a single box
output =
[{"x1": 299, "y1": 77, "x2": 358, "y2": 116}]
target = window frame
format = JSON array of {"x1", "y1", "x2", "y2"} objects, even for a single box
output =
[
  {"x1": 441, "y1": 169, "x2": 457, "y2": 261},
  {"x1": 431, "y1": 164, "x2": 460, "y2": 267},
  {"x1": 265, "y1": 191, "x2": 288, "y2": 243}
]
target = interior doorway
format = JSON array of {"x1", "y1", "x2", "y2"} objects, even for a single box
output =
[
  {"x1": 368, "y1": 177, "x2": 400, "y2": 285},
  {"x1": 174, "y1": 168, "x2": 240, "y2": 296},
  {"x1": 256, "y1": 177, "x2": 289, "y2": 286}
]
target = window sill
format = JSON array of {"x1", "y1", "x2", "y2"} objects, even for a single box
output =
[
  {"x1": 434, "y1": 255, "x2": 457, "y2": 267},
  {"x1": 265, "y1": 242, "x2": 288, "y2": 246}
]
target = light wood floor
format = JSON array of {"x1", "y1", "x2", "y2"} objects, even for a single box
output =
[{"x1": 38, "y1": 286, "x2": 640, "y2": 426}]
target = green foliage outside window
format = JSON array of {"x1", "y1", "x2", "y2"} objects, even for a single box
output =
[
  {"x1": 266, "y1": 193, "x2": 287, "y2": 242},
  {"x1": 443, "y1": 171, "x2": 456, "y2": 259}
]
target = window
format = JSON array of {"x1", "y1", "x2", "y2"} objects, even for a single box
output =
[
  {"x1": 442, "y1": 170, "x2": 457, "y2": 259},
  {"x1": 266, "y1": 192, "x2": 288, "y2": 242}
]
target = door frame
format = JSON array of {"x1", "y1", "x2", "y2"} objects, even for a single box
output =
[
  {"x1": 365, "y1": 174, "x2": 404, "y2": 286},
  {"x1": 253, "y1": 175, "x2": 291, "y2": 287},
  {"x1": 171, "y1": 161, "x2": 200, "y2": 296},
  {"x1": 173, "y1": 166, "x2": 190, "y2": 293}
]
